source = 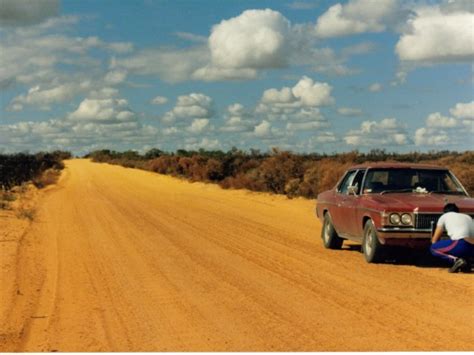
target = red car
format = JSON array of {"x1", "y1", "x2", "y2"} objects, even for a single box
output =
[{"x1": 316, "y1": 163, "x2": 474, "y2": 263}]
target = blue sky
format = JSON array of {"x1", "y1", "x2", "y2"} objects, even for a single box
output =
[{"x1": 0, "y1": 0, "x2": 473, "y2": 155}]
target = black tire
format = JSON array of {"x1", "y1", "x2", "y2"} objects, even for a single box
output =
[
  {"x1": 321, "y1": 213, "x2": 343, "y2": 249},
  {"x1": 362, "y1": 220, "x2": 385, "y2": 263}
]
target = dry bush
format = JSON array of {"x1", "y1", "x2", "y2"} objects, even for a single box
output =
[
  {"x1": 205, "y1": 159, "x2": 224, "y2": 181},
  {"x1": 284, "y1": 178, "x2": 301, "y2": 198},
  {"x1": 32, "y1": 169, "x2": 60, "y2": 189},
  {"x1": 16, "y1": 206, "x2": 35, "y2": 220}
]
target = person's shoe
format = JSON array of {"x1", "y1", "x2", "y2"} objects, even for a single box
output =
[
  {"x1": 448, "y1": 258, "x2": 467, "y2": 273},
  {"x1": 460, "y1": 260, "x2": 472, "y2": 273}
]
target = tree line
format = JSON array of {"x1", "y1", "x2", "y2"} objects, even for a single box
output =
[
  {"x1": 0, "y1": 151, "x2": 71, "y2": 190},
  {"x1": 87, "y1": 148, "x2": 474, "y2": 198}
]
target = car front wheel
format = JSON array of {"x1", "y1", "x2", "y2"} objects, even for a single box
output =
[
  {"x1": 362, "y1": 220, "x2": 385, "y2": 263},
  {"x1": 322, "y1": 213, "x2": 343, "y2": 249}
]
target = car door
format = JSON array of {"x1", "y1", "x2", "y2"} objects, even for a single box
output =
[
  {"x1": 343, "y1": 169, "x2": 366, "y2": 238},
  {"x1": 330, "y1": 170, "x2": 357, "y2": 236}
]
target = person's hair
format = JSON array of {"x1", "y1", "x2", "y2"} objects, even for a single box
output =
[{"x1": 443, "y1": 203, "x2": 459, "y2": 213}]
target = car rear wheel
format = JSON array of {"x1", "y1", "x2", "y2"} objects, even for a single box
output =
[
  {"x1": 322, "y1": 213, "x2": 343, "y2": 249},
  {"x1": 362, "y1": 220, "x2": 385, "y2": 263}
]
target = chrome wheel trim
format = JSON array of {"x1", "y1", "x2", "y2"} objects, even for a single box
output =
[
  {"x1": 365, "y1": 228, "x2": 373, "y2": 256},
  {"x1": 323, "y1": 221, "x2": 330, "y2": 243}
]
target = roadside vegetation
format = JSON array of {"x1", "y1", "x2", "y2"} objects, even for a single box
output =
[
  {"x1": 87, "y1": 149, "x2": 474, "y2": 198},
  {"x1": 0, "y1": 151, "x2": 71, "y2": 212}
]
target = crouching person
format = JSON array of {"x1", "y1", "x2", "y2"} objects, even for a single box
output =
[{"x1": 431, "y1": 203, "x2": 474, "y2": 273}]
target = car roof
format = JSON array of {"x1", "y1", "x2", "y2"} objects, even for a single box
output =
[{"x1": 348, "y1": 162, "x2": 448, "y2": 170}]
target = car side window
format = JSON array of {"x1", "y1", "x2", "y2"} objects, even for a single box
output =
[
  {"x1": 351, "y1": 169, "x2": 366, "y2": 194},
  {"x1": 338, "y1": 170, "x2": 357, "y2": 194}
]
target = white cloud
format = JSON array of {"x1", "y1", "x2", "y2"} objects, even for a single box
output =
[
  {"x1": 184, "y1": 137, "x2": 220, "y2": 150},
  {"x1": 286, "y1": 120, "x2": 330, "y2": 131},
  {"x1": 257, "y1": 76, "x2": 334, "y2": 122},
  {"x1": 111, "y1": 47, "x2": 208, "y2": 83},
  {"x1": 174, "y1": 32, "x2": 207, "y2": 43},
  {"x1": 192, "y1": 66, "x2": 257, "y2": 81},
  {"x1": 396, "y1": 7, "x2": 474, "y2": 63},
  {"x1": 8, "y1": 81, "x2": 93, "y2": 110},
  {"x1": 414, "y1": 102, "x2": 474, "y2": 147},
  {"x1": 68, "y1": 98, "x2": 136, "y2": 123},
  {"x1": 315, "y1": 0, "x2": 398, "y2": 38},
  {"x1": 292, "y1": 76, "x2": 334, "y2": 106},
  {"x1": 369, "y1": 83, "x2": 383, "y2": 92},
  {"x1": 208, "y1": 9, "x2": 291, "y2": 69},
  {"x1": 220, "y1": 103, "x2": 255, "y2": 133},
  {"x1": 188, "y1": 118, "x2": 210, "y2": 133},
  {"x1": 150, "y1": 96, "x2": 168, "y2": 105},
  {"x1": 104, "y1": 70, "x2": 128, "y2": 85},
  {"x1": 254, "y1": 120, "x2": 272, "y2": 137},
  {"x1": 161, "y1": 93, "x2": 214, "y2": 124},
  {"x1": 0, "y1": 0, "x2": 59, "y2": 26},
  {"x1": 425, "y1": 112, "x2": 459, "y2": 128},
  {"x1": 260, "y1": 76, "x2": 334, "y2": 109},
  {"x1": 337, "y1": 107, "x2": 363, "y2": 116},
  {"x1": 450, "y1": 101, "x2": 474, "y2": 119},
  {"x1": 344, "y1": 118, "x2": 410, "y2": 146},
  {"x1": 414, "y1": 127, "x2": 450, "y2": 146}
]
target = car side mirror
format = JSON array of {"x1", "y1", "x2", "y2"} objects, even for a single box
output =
[{"x1": 348, "y1": 185, "x2": 358, "y2": 195}]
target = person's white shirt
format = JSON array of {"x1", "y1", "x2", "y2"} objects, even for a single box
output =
[{"x1": 437, "y1": 212, "x2": 474, "y2": 240}]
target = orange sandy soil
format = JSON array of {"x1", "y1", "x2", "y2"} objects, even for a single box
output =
[{"x1": 0, "y1": 159, "x2": 472, "y2": 352}]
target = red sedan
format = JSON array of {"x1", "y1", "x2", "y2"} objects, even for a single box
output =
[{"x1": 316, "y1": 163, "x2": 474, "y2": 263}]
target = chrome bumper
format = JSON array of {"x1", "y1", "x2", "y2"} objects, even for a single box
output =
[{"x1": 377, "y1": 227, "x2": 431, "y2": 240}]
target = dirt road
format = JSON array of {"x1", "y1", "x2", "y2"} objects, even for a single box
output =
[{"x1": 1, "y1": 159, "x2": 472, "y2": 351}]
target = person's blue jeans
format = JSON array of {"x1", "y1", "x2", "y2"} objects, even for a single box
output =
[{"x1": 430, "y1": 239, "x2": 474, "y2": 263}]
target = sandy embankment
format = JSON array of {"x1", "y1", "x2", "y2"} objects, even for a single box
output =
[{"x1": 0, "y1": 159, "x2": 472, "y2": 352}]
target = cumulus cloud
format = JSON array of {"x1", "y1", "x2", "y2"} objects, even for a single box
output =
[
  {"x1": 259, "y1": 76, "x2": 334, "y2": 109},
  {"x1": 414, "y1": 101, "x2": 474, "y2": 146},
  {"x1": 161, "y1": 93, "x2": 214, "y2": 124},
  {"x1": 396, "y1": 7, "x2": 474, "y2": 63},
  {"x1": 254, "y1": 120, "x2": 272, "y2": 137},
  {"x1": 104, "y1": 70, "x2": 128, "y2": 85},
  {"x1": 8, "y1": 81, "x2": 93, "y2": 111},
  {"x1": 150, "y1": 96, "x2": 168, "y2": 105},
  {"x1": 344, "y1": 118, "x2": 410, "y2": 146},
  {"x1": 425, "y1": 112, "x2": 459, "y2": 128},
  {"x1": 110, "y1": 46, "x2": 208, "y2": 83},
  {"x1": 191, "y1": 66, "x2": 257, "y2": 81},
  {"x1": 286, "y1": 120, "x2": 330, "y2": 131},
  {"x1": 220, "y1": 103, "x2": 255, "y2": 133},
  {"x1": 188, "y1": 118, "x2": 210, "y2": 133},
  {"x1": 450, "y1": 101, "x2": 474, "y2": 119},
  {"x1": 0, "y1": 0, "x2": 59, "y2": 26},
  {"x1": 184, "y1": 137, "x2": 220, "y2": 150},
  {"x1": 256, "y1": 76, "x2": 334, "y2": 124},
  {"x1": 68, "y1": 98, "x2": 136, "y2": 123},
  {"x1": 337, "y1": 107, "x2": 363, "y2": 116},
  {"x1": 315, "y1": 0, "x2": 399, "y2": 38},
  {"x1": 0, "y1": 100, "x2": 159, "y2": 154},
  {"x1": 1, "y1": 15, "x2": 135, "y2": 108},
  {"x1": 369, "y1": 83, "x2": 383, "y2": 92},
  {"x1": 209, "y1": 9, "x2": 291, "y2": 69},
  {"x1": 414, "y1": 127, "x2": 450, "y2": 146}
]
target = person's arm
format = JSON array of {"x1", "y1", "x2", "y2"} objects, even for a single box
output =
[
  {"x1": 432, "y1": 225, "x2": 444, "y2": 244},
  {"x1": 432, "y1": 214, "x2": 446, "y2": 243}
]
